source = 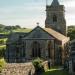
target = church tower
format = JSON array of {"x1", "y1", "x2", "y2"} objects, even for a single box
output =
[{"x1": 45, "y1": 0, "x2": 67, "y2": 36}]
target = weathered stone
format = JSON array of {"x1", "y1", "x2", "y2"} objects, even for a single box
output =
[{"x1": 1, "y1": 63, "x2": 35, "y2": 75}]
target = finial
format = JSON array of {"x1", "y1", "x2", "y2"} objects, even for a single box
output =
[{"x1": 36, "y1": 22, "x2": 39, "y2": 26}]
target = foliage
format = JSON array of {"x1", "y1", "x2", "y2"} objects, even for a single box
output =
[
  {"x1": 32, "y1": 58, "x2": 45, "y2": 73},
  {"x1": 0, "y1": 24, "x2": 32, "y2": 34},
  {"x1": 0, "y1": 38, "x2": 7, "y2": 45},
  {"x1": 0, "y1": 46, "x2": 6, "y2": 58},
  {"x1": 67, "y1": 26, "x2": 75, "y2": 40},
  {"x1": 0, "y1": 24, "x2": 21, "y2": 33},
  {"x1": 4, "y1": 25, "x2": 21, "y2": 30},
  {"x1": 0, "y1": 44, "x2": 6, "y2": 58},
  {"x1": 0, "y1": 58, "x2": 6, "y2": 72}
]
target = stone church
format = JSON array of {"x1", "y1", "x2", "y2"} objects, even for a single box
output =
[{"x1": 5, "y1": 0, "x2": 70, "y2": 65}]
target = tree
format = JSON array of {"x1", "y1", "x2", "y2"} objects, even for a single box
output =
[
  {"x1": 67, "y1": 26, "x2": 75, "y2": 40},
  {"x1": 15, "y1": 25, "x2": 21, "y2": 29}
]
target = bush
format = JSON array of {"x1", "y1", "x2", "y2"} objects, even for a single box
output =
[
  {"x1": 32, "y1": 58, "x2": 45, "y2": 74},
  {"x1": 0, "y1": 58, "x2": 6, "y2": 72},
  {"x1": 0, "y1": 48, "x2": 5, "y2": 58}
]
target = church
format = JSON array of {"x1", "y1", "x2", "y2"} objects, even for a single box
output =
[{"x1": 5, "y1": 0, "x2": 70, "y2": 65}]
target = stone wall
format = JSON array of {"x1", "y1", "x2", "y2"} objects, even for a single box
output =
[
  {"x1": 42, "y1": 61, "x2": 48, "y2": 71},
  {"x1": 0, "y1": 61, "x2": 48, "y2": 75},
  {"x1": 1, "y1": 63, "x2": 35, "y2": 75}
]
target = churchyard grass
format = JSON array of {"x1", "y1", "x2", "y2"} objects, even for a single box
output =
[
  {"x1": 0, "y1": 38, "x2": 7, "y2": 45},
  {"x1": 13, "y1": 28, "x2": 32, "y2": 33},
  {"x1": 0, "y1": 45, "x2": 6, "y2": 49},
  {"x1": 41, "y1": 67, "x2": 70, "y2": 75},
  {"x1": 0, "y1": 58, "x2": 6, "y2": 72}
]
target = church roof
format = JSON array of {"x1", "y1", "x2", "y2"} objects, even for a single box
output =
[
  {"x1": 51, "y1": 0, "x2": 59, "y2": 6},
  {"x1": 43, "y1": 27, "x2": 69, "y2": 44},
  {"x1": 23, "y1": 26, "x2": 69, "y2": 44}
]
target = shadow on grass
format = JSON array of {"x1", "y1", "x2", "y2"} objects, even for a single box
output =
[{"x1": 41, "y1": 70, "x2": 70, "y2": 75}]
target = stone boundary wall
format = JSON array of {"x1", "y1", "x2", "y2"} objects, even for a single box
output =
[
  {"x1": 0, "y1": 61, "x2": 48, "y2": 75},
  {"x1": 1, "y1": 62, "x2": 35, "y2": 75},
  {"x1": 42, "y1": 61, "x2": 48, "y2": 71}
]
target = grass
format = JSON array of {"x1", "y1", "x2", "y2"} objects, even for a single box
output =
[
  {"x1": 13, "y1": 28, "x2": 32, "y2": 33},
  {"x1": 41, "y1": 67, "x2": 70, "y2": 75},
  {"x1": 0, "y1": 58, "x2": 6, "y2": 72},
  {"x1": 42, "y1": 70, "x2": 70, "y2": 75},
  {"x1": 0, "y1": 38, "x2": 7, "y2": 46},
  {"x1": 0, "y1": 28, "x2": 32, "y2": 34},
  {"x1": 0, "y1": 38, "x2": 7, "y2": 42},
  {"x1": 0, "y1": 32, "x2": 10, "y2": 34}
]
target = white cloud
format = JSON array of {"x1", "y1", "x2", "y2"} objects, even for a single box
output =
[
  {"x1": 61, "y1": 0, "x2": 75, "y2": 26},
  {"x1": 0, "y1": 4, "x2": 46, "y2": 28},
  {"x1": 63, "y1": 0, "x2": 75, "y2": 7},
  {"x1": 0, "y1": 0, "x2": 75, "y2": 28}
]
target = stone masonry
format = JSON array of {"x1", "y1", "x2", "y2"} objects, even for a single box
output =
[
  {"x1": 1, "y1": 61, "x2": 48, "y2": 75},
  {"x1": 1, "y1": 63, "x2": 35, "y2": 75}
]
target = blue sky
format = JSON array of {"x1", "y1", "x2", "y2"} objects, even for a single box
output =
[{"x1": 0, "y1": 0, "x2": 75, "y2": 28}]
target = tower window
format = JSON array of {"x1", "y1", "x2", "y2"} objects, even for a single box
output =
[{"x1": 53, "y1": 15, "x2": 57, "y2": 22}]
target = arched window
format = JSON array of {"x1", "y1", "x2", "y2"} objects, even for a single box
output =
[
  {"x1": 53, "y1": 15, "x2": 57, "y2": 22},
  {"x1": 32, "y1": 41, "x2": 41, "y2": 58}
]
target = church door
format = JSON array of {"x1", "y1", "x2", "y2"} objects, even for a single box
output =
[{"x1": 32, "y1": 41, "x2": 41, "y2": 58}]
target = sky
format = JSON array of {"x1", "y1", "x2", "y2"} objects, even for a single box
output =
[{"x1": 0, "y1": 0, "x2": 75, "y2": 28}]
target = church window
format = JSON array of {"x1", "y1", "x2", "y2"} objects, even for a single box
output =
[
  {"x1": 32, "y1": 41, "x2": 41, "y2": 57},
  {"x1": 53, "y1": 15, "x2": 57, "y2": 22}
]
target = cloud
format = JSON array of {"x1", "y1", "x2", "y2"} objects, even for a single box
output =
[
  {"x1": 0, "y1": 16, "x2": 45, "y2": 28},
  {"x1": 0, "y1": 4, "x2": 46, "y2": 28},
  {"x1": 63, "y1": 0, "x2": 75, "y2": 25},
  {"x1": 0, "y1": 0, "x2": 75, "y2": 27},
  {"x1": 63, "y1": 0, "x2": 75, "y2": 7}
]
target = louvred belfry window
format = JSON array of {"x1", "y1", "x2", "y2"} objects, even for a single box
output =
[{"x1": 53, "y1": 15, "x2": 57, "y2": 22}]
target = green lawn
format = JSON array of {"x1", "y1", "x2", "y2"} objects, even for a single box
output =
[
  {"x1": 0, "y1": 58, "x2": 6, "y2": 71},
  {"x1": 13, "y1": 28, "x2": 32, "y2": 33},
  {"x1": 42, "y1": 68, "x2": 70, "y2": 75},
  {"x1": 0, "y1": 38, "x2": 7, "y2": 42}
]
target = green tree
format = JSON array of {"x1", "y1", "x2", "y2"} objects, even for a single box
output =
[
  {"x1": 0, "y1": 48, "x2": 5, "y2": 58},
  {"x1": 67, "y1": 26, "x2": 75, "y2": 40},
  {"x1": 15, "y1": 25, "x2": 21, "y2": 29}
]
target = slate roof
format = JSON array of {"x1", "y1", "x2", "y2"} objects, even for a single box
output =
[
  {"x1": 43, "y1": 27, "x2": 69, "y2": 44},
  {"x1": 7, "y1": 26, "x2": 69, "y2": 45},
  {"x1": 22, "y1": 26, "x2": 69, "y2": 44}
]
